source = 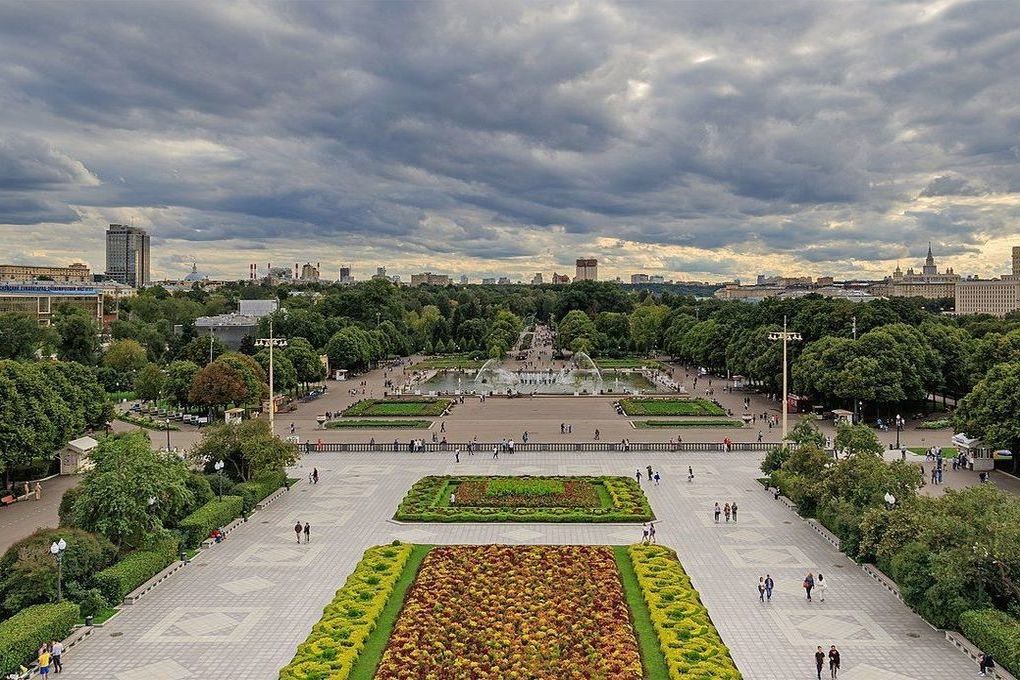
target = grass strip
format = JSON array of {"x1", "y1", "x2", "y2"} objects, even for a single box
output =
[
  {"x1": 349, "y1": 544, "x2": 432, "y2": 680},
  {"x1": 326, "y1": 419, "x2": 432, "y2": 429},
  {"x1": 613, "y1": 545, "x2": 670, "y2": 680},
  {"x1": 634, "y1": 419, "x2": 743, "y2": 428}
]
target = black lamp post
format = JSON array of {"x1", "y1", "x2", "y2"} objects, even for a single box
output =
[
  {"x1": 165, "y1": 418, "x2": 172, "y2": 451},
  {"x1": 214, "y1": 459, "x2": 225, "y2": 499},
  {"x1": 49, "y1": 538, "x2": 67, "y2": 602},
  {"x1": 895, "y1": 414, "x2": 904, "y2": 450}
]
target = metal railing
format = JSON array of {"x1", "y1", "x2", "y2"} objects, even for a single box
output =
[{"x1": 299, "y1": 441, "x2": 780, "y2": 454}]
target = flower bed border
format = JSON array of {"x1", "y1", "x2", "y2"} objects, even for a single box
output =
[
  {"x1": 620, "y1": 397, "x2": 726, "y2": 416},
  {"x1": 342, "y1": 398, "x2": 451, "y2": 417},
  {"x1": 394, "y1": 475, "x2": 653, "y2": 522}
]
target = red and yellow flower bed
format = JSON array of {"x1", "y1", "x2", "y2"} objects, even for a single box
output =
[
  {"x1": 453, "y1": 478, "x2": 599, "y2": 508},
  {"x1": 375, "y1": 545, "x2": 643, "y2": 680}
]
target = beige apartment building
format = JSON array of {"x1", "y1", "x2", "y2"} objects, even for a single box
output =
[
  {"x1": 409, "y1": 272, "x2": 451, "y2": 287},
  {"x1": 574, "y1": 258, "x2": 598, "y2": 282},
  {"x1": 0, "y1": 262, "x2": 90, "y2": 283},
  {"x1": 955, "y1": 246, "x2": 1020, "y2": 316}
]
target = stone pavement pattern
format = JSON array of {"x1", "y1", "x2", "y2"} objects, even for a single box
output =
[{"x1": 59, "y1": 450, "x2": 975, "y2": 680}]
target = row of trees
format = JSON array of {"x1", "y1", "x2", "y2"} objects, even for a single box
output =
[{"x1": 765, "y1": 420, "x2": 1019, "y2": 673}]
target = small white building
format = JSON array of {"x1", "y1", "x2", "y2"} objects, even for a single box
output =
[
  {"x1": 952, "y1": 432, "x2": 995, "y2": 471},
  {"x1": 62, "y1": 436, "x2": 99, "y2": 474}
]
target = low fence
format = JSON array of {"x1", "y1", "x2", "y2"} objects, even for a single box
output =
[{"x1": 299, "y1": 441, "x2": 780, "y2": 454}]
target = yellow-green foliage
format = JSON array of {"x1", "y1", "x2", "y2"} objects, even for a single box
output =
[
  {"x1": 279, "y1": 544, "x2": 412, "y2": 680},
  {"x1": 629, "y1": 544, "x2": 742, "y2": 679}
]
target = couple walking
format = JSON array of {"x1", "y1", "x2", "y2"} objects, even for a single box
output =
[
  {"x1": 814, "y1": 645, "x2": 841, "y2": 679},
  {"x1": 756, "y1": 574, "x2": 774, "y2": 602},
  {"x1": 293, "y1": 521, "x2": 311, "y2": 543},
  {"x1": 803, "y1": 572, "x2": 827, "y2": 602}
]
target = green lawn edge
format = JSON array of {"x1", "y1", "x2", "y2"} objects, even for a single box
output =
[
  {"x1": 613, "y1": 545, "x2": 670, "y2": 680},
  {"x1": 348, "y1": 544, "x2": 432, "y2": 680},
  {"x1": 326, "y1": 419, "x2": 433, "y2": 429},
  {"x1": 634, "y1": 419, "x2": 743, "y2": 428}
]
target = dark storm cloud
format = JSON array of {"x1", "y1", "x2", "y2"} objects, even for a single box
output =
[{"x1": 1, "y1": 0, "x2": 1019, "y2": 276}]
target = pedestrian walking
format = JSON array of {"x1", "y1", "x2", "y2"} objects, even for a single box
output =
[
  {"x1": 648, "y1": 521, "x2": 657, "y2": 544},
  {"x1": 454, "y1": 449, "x2": 460, "y2": 463},
  {"x1": 636, "y1": 469, "x2": 642, "y2": 483},
  {"x1": 731, "y1": 501, "x2": 738, "y2": 522},
  {"x1": 687, "y1": 466, "x2": 694, "y2": 482},
  {"x1": 817, "y1": 573, "x2": 826, "y2": 602},
  {"x1": 440, "y1": 421, "x2": 445, "y2": 432},
  {"x1": 303, "y1": 522, "x2": 310, "y2": 544},
  {"x1": 714, "y1": 502, "x2": 721, "y2": 523},
  {"x1": 594, "y1": 428, "x2": 600, "y2": 440},
  {"x1": 646, "y1": 465, "x2": 653, "y2": 481},
  {"x1": 758, "y1": 577, "x2": 766, "y2": 602},
  {"x1": 724, "y1": 502, "x2": 731, "y2": 522},
  {"x1": 50, "y1": 640, "x2": 62, "y2": 673},
  {"x1": 294, "y1": 521, "x2": 302, "y2": 544},
  {"x1": 764, "y1": 574, "x2": 774, "y2": 601},
  {"x1": 804, "y1": 572, "x2": 815, "y2": 601},
  {"x1": 308, "y1": 472, "x2": 313, "y2": 484},
  {"x1": 828, "y1": 645, "x2": 840, "y2": 678},
  {"x1": 289, "y1": 422, "x2": 295, "y2": 435},
  {"x1": 814, "y1": 646, "x2": 825, "y2": 680},
  {"x1": 757, "y1": 431, "x2": 764, "y2": 443},
  {"x1": 37, "y1": 646, "x2": 51, "y2": 679},
  {"x1": 312, "y1": 468, "x2": 319, "y2": 484},
  {"x1": 641, "y1": 526, "x2": 649, "y2": 544},
  {"x1": 34, "y1": 482, "x2": 42, "y2": 501},
  {"x1": 979, "y1": 651, "x2": 996, "y2": 676},
  {"x1": 653, "y1": 471, "x2": 660, "y2": 486},
  {"x1": 492, "y1": 446, "x2": 499, "y2": 460}
]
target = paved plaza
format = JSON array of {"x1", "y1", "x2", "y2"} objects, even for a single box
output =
[{"x1": 60, "y1": 448, "x2": 976, "y2": 680}]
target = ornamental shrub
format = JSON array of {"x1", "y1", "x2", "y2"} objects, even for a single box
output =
[
  {"x1": 0, "y1": 527, "x2": 117, "y2": 615},
  {"x1": 178, "y1": 496, "x2": 243, "y2": 549},
  {"x1": 959, "y1": 609, "x2": 1020, "y2": 677},
  {"x1": 58, "y1": 486, "x2": 82, "y2": 527},
  {"x1": 233, "y1": 471, "x2": 285, "y2": 514},
  {"x1": 0, "y1": 601, "x2": 80, "y2": 677},
  {"x1": 93, "y1": 537, "x2": 179, "y2": 604},
  {"x1": 279, "y1": 544, "x2": 411, "y2": 680}
]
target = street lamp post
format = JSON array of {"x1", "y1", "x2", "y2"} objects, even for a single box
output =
[
  {"x1": 768, "y1": 317, "x2": 802, "y2": 445},
  {"x1": 255, "y1": 318, "x2": 287, "y2": 437},
  {"x1": 895, "y1": 414, "x2": 904, "y2": 450},
  {"x1": 148, "y1": 496, "x2": 156, "y2": 531},
  {"x1": 214, "y1": 459, "x2": 225, "y2": 500},
  {"x1": 165, "y1": 418, "x2": 171, "y2": 451},
  {"x1": 49, "y1": 538, "x2": 67, "y2": 602}
]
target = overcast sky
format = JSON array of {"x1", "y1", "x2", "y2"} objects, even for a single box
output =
[{"x1": 2, "y1": 0, "x2": 1019, "y2": 283}]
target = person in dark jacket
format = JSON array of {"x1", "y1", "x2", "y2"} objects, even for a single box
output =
[
  {"x1": 828, "y1": 645, "x2": 840, "y2": 678},
  {"x1": 814, "y1": 646, "x2": 825, "y2": 680}
]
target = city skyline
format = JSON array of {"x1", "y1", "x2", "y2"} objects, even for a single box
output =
[{"x1": 2, "y1": 2, "x2": 1020, "y2": 281}]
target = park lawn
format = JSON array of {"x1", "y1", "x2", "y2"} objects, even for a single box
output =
[
  {"x1": 620, "y1": 397, "x2": 726, "y2": 416},
  {"x1": 634, "y1": 419, "x2": 744, "y2": 428},
  {"x1": 326, "y1": 419, "x2": 432, "y2": 429},
  {"x1": 342, "y1": 398, "x2": 451, "y2": 417},
  {"x1": 411, "y1": 355, "x2": 485, "y2": 369},
  {"x1": 597, "y1": 358, "x2": 664, "y2": 370},
  {"x1": 396, "y1": 475, "x2": 653, "y2": 522}
]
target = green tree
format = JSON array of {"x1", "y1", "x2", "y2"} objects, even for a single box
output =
[
  {"x1": 188, "y1": 419, "x2": 297, "y2": 482},
  {"x1": 54, "y1": 308, "x2": 100, "y2": 365},
  {"x1": 954, "y1": 361, "x2": 1020, "y2": 473},
  {"x1": 216, "y1": 352, "x2": 267, "y2": 403},
  {"x1": 834, "y1": 423, "x2": 884, "y2": 457},
  {"x1": 134, "y1": 363, "x2": 165, "y2": 402},
  {"x1": 103, "y1": 339, "x2": 148, "y2": 375},
  {"x1": 177, "y1": 335, "x2": 226, "y2": 365},
  {"x1": 72, "y1": 433, "x2": 193, "y2": 548},
  {"x1": 284, "y1": 339, "x2": 326, "y2": 386},
  {"x1": 325, "y1": 327, "x2": 376, "y2": 371},
  {"x1": 0, "y1": 312, "x2": 46, "y2": 360},
  {"x1": 556, "y1": 310, "x2": 598, "y2": 352},
  {"x1": 254, "y1": 349, "x2": 297, "y2": 392},
  {"x1": 628, "y1": 304, "x2": 670, "y2": 351},
  {"x1": 164, "y1": 360, "x2": 200, "y2": 406}
]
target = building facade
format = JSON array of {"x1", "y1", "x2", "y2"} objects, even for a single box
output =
[
  {"x1": 105, "y1": 224, "x2": 150, "y2": 287},
  {"x1": 0, "y1": 263, "x2": 90, "y2": 283},
  {"x1": 574, "y1": 258, "x2": 598, "y2": 282},
  {"x1": 0, "y1": 283, "x2": 103, "y2": 325},
  {"x1": 552, "y1": 273, "x2": 570, "y2": 284},
  {"x1": 409, "y1": 272, "x2": 451, "y2": 287},
  {"x1": 194, "y1": 314, "x2": 260, "y2": 348},
  {"x1": 872, "y1": 243, "x2": 959, "y2": 299},
  {"x1": 631, "y1": 274, "x2": 649, "y2": 284},
  {"x1": 531, "y1": 273, "x2": 543, "y2": 285},
  {"x1": 955, "y1": 279, "x2": 1020, "y2": 316}
]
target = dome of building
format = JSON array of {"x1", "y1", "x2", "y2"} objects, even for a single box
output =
[{"x1": 183, "y1": 263, "x2": 207, "y2": 281}]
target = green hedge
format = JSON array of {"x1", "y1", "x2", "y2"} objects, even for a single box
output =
[
  {"x1": 93, "y1": 538, "x2": 179, "y2": 604},
  {"x1": 233, "y1": 472, "x2": 286, "y2": 514},
  {"x1": 178, "y1": 496, "x2": 244, "y2": 549},
  {"x1": 0, "y1": 602, "x2": 80, "y2": 676},
  {"x1": 960, "y1": 609, "x2": 1020, "y2": 676},
  {"x1": 619, "y1": 397, "x2": 726, "y2": 416}
]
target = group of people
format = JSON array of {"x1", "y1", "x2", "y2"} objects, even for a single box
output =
[
  {"x1": 35, "y1": 640, "x2": 63, "y2": 677},
  {"x1": 635, "y1": 465, "x2": 661, "y2": 485},
  {"x1": 713, "y1": 501, "x2": 739, "y2": 522},
  {"x1": 814, "y1": 645, "x2": 841, "y2": 679}
]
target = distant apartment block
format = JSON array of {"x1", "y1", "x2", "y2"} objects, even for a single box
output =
[
  {"x1": 552, "y1": 272, "x2": 570, "y2": 284},
  {"x1": 482, "y1": 277, "x2": 497, "y2": 285},
  {"x1": 531, "y1": 273, "x2": 543, "y2": 285},
  {"x1": 574, "y1": 258, "x2": 598, "y2": 282},
  {"x1": 194, "y1": 314, "x2": 260, "y2": 348},
  {"x1": 630, "y1": 274, "x2": 649, "y2": 284},
  {"x1": 409, "y1": 272, "x2": 451, "y2": 287},
  {"x1": 238, "y1": 299, "x2": 279, "y2": 318},
  {"x1": 105, "y1": 224, "x2": 150, "y2": 287},
  {"x1": 0, "y1": 262, "x2": 90, "y2": 283},
  {"x1": 338, "y1": 266, "x2": 353, "y2": 284}
]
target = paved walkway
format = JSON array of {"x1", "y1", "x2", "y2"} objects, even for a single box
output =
[
  {"x1": 60, "y1": 450, "x2": 975, "y2": 680},
  {"x1": 0, "y1": 475, "x2": 78, "y2": 552}
]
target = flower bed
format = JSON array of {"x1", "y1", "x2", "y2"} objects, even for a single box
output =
[
  {"x1": 629, "y1": 544, "x2": 742, "y2": 679},
  {"x1": 634, "y1": 419, "x2": 743, "y2": 428},
  {"x1": 279, "y1": 544, "x2": 413, "y2": 680},
  {"x1": 342, "y1": 398, "x2": 451, "y2": 417},
  {"x1": 454, "y1": 478, "x2": 599, "y2": 508},
  {"x1": 620, "y1": 397, "x2": 725, "y2": 416},
  {"x1": 376, "y1": 545, "x2": 643, "y2": 679},
  {"x1": 395, "y1": 475, "x2": 653, "y2": 522},
  {"x1": 326, "y1": 418, "x2": 433, "y2": 429}
]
